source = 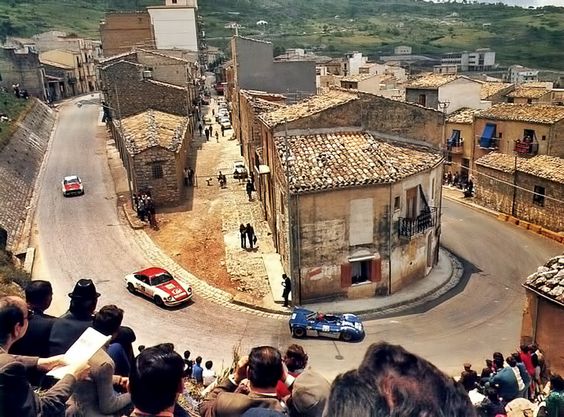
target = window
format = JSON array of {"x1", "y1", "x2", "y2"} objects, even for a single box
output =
[
  {"x1": 152, "y1": 162, "x2": 164, "y2": 179},
  {"x1": 394, "y1": 196, "x2": 400, "y2": 211},
  {"x1": 508, "y1": 97, "x2": 514, "y2": 103},
  {"x1": 533, "y1": 185, "x2": 545, "y2": 207},
  {"x1": 351, "y1": 260, "x2": 371, "y2": 285},
  {"x1": 542, "y1": 135, "x2": 546, "y2": 141},
  {"x1": 418, "y1": 94, "x2": 426, "y2": 106},
  {"x1": 405, "y1": 187, "x2": 418, "y2": 219},
  {"x1": 524, "y1": 129, "x2": 536, "y2": 141},
  {"x1": 527, "y1": 98, "x2": 533, "y2": 104},
  {"x1": 340, "y1": 258, "x2": 382, "y2": 288}
]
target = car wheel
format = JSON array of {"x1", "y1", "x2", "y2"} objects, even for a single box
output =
[
  {"x1": 127, "y1": 283, "x2": 136, "y2": 294},
  {"x1": 154, "y1": 296, "x2": 164, "y2": 307},
  {"x1": 341, "y1": 331, "x2": 353, "y2": 342},
  {"x1": 292, "y1": 327, "x2": 306, "y2": 338}
]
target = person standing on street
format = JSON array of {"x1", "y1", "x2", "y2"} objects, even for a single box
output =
[
  {"x1": 215, "y1": 131, "x2": 219, "y2": 143},
  {"x1": 204, "y1": 127, "x2": 210, "y2": 141},
  {"x1": 282, "y1": 274, "x2": 292, "y2": 307},
  {"x1": 246, "y1": 223, "x2": 255, "y2": 250},
  {"x1": 246, "y1": 180, "x2": 253, "y2": 201},
  {"x1": 209, "y1": 125, "x2": 213, "y2": 137},
  {"x1": 221, "y1": 125, "x2": 225, "y2": 137},
  {"x1": 188, "y1": 167, "x2": 194, "y2": 186},
  {"x1": 239, "y1": 224, "x2": 247, "y2": 249},
  {"x1": 198, "y1": 123, "x2": 203, "y2": 136}
]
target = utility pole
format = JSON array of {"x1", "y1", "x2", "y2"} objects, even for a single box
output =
[{"x1": 511, "y1": 154, "x2": 518, "y2": 217}]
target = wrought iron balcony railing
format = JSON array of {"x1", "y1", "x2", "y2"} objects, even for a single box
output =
[{"x1": 398, "y1": 207, "x2": 438, "y2": 238}]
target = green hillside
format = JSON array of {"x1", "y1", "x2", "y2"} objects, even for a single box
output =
[{"x1": 1, "y1": 0, "x2": 563, "y2": 70}]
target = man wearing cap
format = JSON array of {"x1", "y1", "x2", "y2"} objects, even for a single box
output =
[
  {"x1": 460, "y1": 362, "x2": 478, "y2": 392},
  {"x1": 285, "y1": 369, "x2": 330, "y2": 417},
  {"x1": 48, "y1": 279, "x2": 100, "y2": 356}
]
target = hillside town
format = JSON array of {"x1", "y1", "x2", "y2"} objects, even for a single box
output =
[{"x1": 0, "y1": 0, "x2": 563, "y2": 416}]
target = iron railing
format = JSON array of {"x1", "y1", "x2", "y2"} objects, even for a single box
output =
[{"x1": 398, "y1": 207, "x2": 438, "y2": 238}]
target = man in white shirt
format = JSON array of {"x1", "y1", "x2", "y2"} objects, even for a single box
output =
[{"x1": 202, "y1": 360, "x2": 216, "y2": 387}]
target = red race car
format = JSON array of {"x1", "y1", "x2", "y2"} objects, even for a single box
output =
[{"x1": 125, "y1": 267, "x2": 193, "y2": 307}]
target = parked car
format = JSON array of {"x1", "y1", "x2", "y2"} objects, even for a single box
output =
[
  {"x1": 203, "y1": 115, "x2": 213, "y2": 124},
  {"x1": 219, "y1": 117, "x2": 232, "y2": 129},
  {"x1": 216, "y1": 108, "x2": 229, "y2": 122},
  {"x1": 61, "y1": 175, "x2": 84, "y2": 197},
  {"x1": 125, "y1": 267, "x2": 193, "y2": 307},
  {"x1": 289, "y1": 307, "x2": 364, "y2": 342},
  {"x1": 233, "y1": 161, "x2": 248, "y2": 179}
]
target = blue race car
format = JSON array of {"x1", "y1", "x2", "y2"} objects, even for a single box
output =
[{"x1": 289, "y1": 307, "x2": 365, "y2": 342}]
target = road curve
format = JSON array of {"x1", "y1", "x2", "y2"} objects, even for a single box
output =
[{"x1": 31, "y1": 97, "x2": 562, "y2": 379}]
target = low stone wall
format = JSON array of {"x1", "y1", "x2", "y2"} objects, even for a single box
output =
[{"x1": 0, "y1": 99, "x2": 55, "y2": 251}]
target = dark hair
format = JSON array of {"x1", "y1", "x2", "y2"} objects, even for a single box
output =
[
  {"x1": 551, "y1": 374, "x2": 564, "y2": 392},
  {"x1": 195, "y1": 356, "x2": 202, "y2": 365},
  {"x1": 326, "y1": 370, "x2": 389, "y2": 417},
  {"x1": 248, "y1": 346, "x2": 282, "y2": 389},
  {"x1": 205, "y1": 360, "x2": 213, "y2": 370},
  {"x1": 485, "y1": 359, "x2": 493, "y2": 367},
  {"x1": 69, "y1": 297, "x2": 97, "y2": 319},
  {"x1": 485, "y1": 387, "x2": 499, "y2": 402},
  {"x1": 25, "y1": 280, "x2": 52, "y2": 308},
  {"x1": 506, "y1": 356, "x2": 517, "y2": 367},
  {"x1": 284, "y1": 344, "x2": 308, "y2": 372},
  {"x1": 511, "y1": 352, "x2": 522, "y2": 363},
  {"x1": 184, "y1": 350, "x2": 190, "y2": 359},
  {"x1": 520, "y1": 344, "x2": 530, "y2": 353},
  {"x1": 0, "y1": 297, "x2": 26, "y2": 345},
  {"x1": 138, "y1": 345, "x2": 146, "y2": 353},
  {"x1": 359, "y1": 342, "x2": 476, "y2": 417},
  {"x1": 493, "y1": 352, "x2": 504, "y2": 362},
  {"x1": 129, "y1": 343, "x2": 184, "y2": 414},
  {"x1": 93, "y1": 305, "x2": 123, "y2": 336}
]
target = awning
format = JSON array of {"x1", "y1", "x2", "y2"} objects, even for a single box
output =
[
  {"x1": 447, "y1": 130, "x2": 460, "y2": 146},
  {"x1": 479, "y1": 123, "x2": 496, "y2": 148}
]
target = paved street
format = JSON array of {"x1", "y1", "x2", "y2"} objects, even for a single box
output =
[{"x1": 31, "y1": 95, "x2": 562, "y2": 381}]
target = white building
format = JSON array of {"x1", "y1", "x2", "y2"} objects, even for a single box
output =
[
  {"x1": 394, "y1": 45, "x2": 412, "y2": 55},
  {"x1": 148, "y1": 0, "x2": 199, "y2": 52},
  {"x1": 344, "y1": 51, "x2": 368, "y2": 76},
  {"x1": 508, "y1": 65, "x2": 539, "y2": 85},
  {"x1": 441, "y1": 48, "x2": 496, "y2": 71}
]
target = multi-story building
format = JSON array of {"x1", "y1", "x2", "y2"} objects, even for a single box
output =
[
  {"x1": 441, "y1": 48, "x2": 496, "y2": 72},
  {"x1": 506, "y1": 85, "x2": 552, "y2": 104},
  {"x1": 0, "y1": 46, "x2": 46, "y2": 98},
  {"x1": 508, "y1": 65, "x2": 539, "y2": 85},
  {"x1": 39, "y1": 50, "x2": 89, "y2": 96},
  {"x1": 100, "y1": 11, "x2": 154, "y2": 57},
  {"x1": 445, "y1": 108, "x2": 482, "y2": 181}
]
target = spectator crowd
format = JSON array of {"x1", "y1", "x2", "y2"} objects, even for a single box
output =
[{"x1": 1, "y1": 279, "x2": 563, "y2": 417}]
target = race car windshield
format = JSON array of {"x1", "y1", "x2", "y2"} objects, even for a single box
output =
[
  {"x1": 65, "y1": 179, "x2": 79, "y2": 184},
  {"x1": 151, "y1": 273, "x2": 174, "y2": 285}
]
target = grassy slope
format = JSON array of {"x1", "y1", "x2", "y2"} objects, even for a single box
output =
[
  {"x1": 0, "y1": 0, "x2": 563, "y2": 69},
  {"x1": 0, "y1": 91, "x2": 32, "y2": 150}
]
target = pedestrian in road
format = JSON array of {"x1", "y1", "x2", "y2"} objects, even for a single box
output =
[
  {"x1": 221, "y1": 125, "x2": 225, "y2": 137},
  {"x1": 146, "y1": 197, "x2": 157, "y2": 230},
  {"x1": 137, "y1": 196, "x2": 146, "y2": 222},
  {"x1": 282, "y1": 274, "x2": 292, "y2": 307},
  {"x1": 239, "y1": 224, "x2": 247, "y2": 249},
  {"x1": 188, "y1": 167, "x2": 194, "y2": 186},
  {"x1": 215, "y1": 131, "x2": 219, "y2": 143},
  {"x1": 209, "y1": 125, "x2": 213, "y2": 137},
  {"x1": 204, "y1": 127, "x2": 210, "y2": 141},
  {"x1": 459, "y1": 363, "x2": 478, "y2": 392},
  {"x1": 198, "y1": 123, "x2": 203, "y2": 136},
  {"x1": 183, "y1": 168, "x2": 189, "y2": 187},
  {"x1": 245, "y1": 179, "x2": 253, "y2": 201},
  {"x1": 246, "y1": 223, "x2": 255, "y2": 250}
]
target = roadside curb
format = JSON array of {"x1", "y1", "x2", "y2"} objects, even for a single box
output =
[
  {"x1": 121, "y1": 203, "x2": 145, "y2": 230},
  {"x1": 443, "y1": 192, "x2": 563, "y2": 245},
  {"x1": 232, "y1": 296, "x2": 292, "y2": 316}
]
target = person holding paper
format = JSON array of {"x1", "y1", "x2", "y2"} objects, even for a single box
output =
[
  {"x1": 67, "y1": 305, "x2": 132, "y2": 417},
  {"x1": 0, "y1": 296, "x2": 90, "y2": 417}
]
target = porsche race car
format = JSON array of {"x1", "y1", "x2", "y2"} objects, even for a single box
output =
[
  {"x1": 289, "y1": 307, "x2": 364, "y2": 342},
  {"x1": 125, "y1": 267, "x2": 193, "y2": 307},
  {"x1": 62, "y1": 175, "x2": 84, "y2": 197}
]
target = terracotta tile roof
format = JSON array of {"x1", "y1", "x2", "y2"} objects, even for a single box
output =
[
  {"x1": 341, "y1": 73, "x2": 377, "y2": 82},
  {"x1": 259, "y1": 90, "x2": 358, "y2": 128},
  {"x1": 447, "y1": 107, "x2": 482, "y2": 124},
  {"x1": 476, "y1": 152, "x2": 564, "y2": 184},
  {"x1": 477, "y1": 103, "x2": 564, "y2": 124},
  {"x1": 120, "y1": 109, "x2": 188, "y2": 155},
  {"x1": 507, "y1": 86, "x2": 551, "y2": 99},
  {"x1": 146, "y1": 79, "x2": 186, "y2": 91},
  {"x1": 275, "y1": 131, "x2": 443, "y2": 193},
  {"x1": 252, "y1": 98, "x2": 286, "y2": 113},
  {"x1": 406, "y1": 73, "x2": 458, "y2": 89},
  {"x1": 480, "y1": 82, "x2": 513, "y2": 100},
  {"x1": 524, "y1": 255, "x2": 564, "y2": 306},
  {"x1": 135, "y1": 48, "x2": 191, "y2": 63}
]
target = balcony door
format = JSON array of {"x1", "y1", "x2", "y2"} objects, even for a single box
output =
[{"x1": 406, "y1": 187, "x2": 418, "y2": 220}]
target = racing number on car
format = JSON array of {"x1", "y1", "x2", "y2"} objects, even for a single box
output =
[{"x1": 322, "y1": 325, "x2": 330, "y2": 332}]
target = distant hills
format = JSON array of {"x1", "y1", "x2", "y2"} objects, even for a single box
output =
[{"x1": 0, "y1": 0, "x2": 563, "y2": 70}]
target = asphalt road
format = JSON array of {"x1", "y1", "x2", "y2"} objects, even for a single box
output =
[{"x1": 32, "y1": 96, "x2": 562, "y2": 380}]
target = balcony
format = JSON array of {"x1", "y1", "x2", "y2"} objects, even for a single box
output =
[
  {"x1": 478, "y1": 136, "x2": 499, "y2": 150},
  {"x1": 398, "y1": 207, "x2": 438, "y2": 239},
  {"x1": 514, "y1": 139, "x2": 538, "y2": 156},
  {"x1": 448, "y1": 138, "x2": 464, "y2": 155}
]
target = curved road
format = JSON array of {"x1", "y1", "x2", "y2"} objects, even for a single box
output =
[{"x1": 31, "y1": 97, "x2": 562, "y2": 379}]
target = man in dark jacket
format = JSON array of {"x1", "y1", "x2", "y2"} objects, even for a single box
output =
[
  {"x1": 48, "y1": 279, "x2": 100, "y2": 356},
  {"x1": 0, "y1": 296, "x2": 89, "y2": 417},
  {"x1": 10, "y1": 280, "x2": 55, "y2": 358},
  {"x1": 459, "y1": 363, "x2": 478, "y2": 392}
]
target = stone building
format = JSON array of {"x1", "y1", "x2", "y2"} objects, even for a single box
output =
[
  {"x1": 253, "y1": 89, "x2": 445, "y2": 302},
  {"x1": 0, "y1": 47, "x2": 46, "y2": 98},
  {"x1": 405, "y1": 73, "x2": 484, "y2": 115},
  {"x1": 506, "y1": 86, "x2": 552, "y2": 105},
  {"x1": 100, "y1": 11, "x2": 154, "y2": 57},
  {"x1": 474, "y1": 104, "x2": 564, "y2": 166},
  {"x1": 40, "y1": 49, "x2": 90, "y2": 96},
  {"x1": 475, "y1": 152, "x2": 564, "y2": 232},
  {"x1": 115, "y1": 109, "x2": 190, "y2": 204},
  {"x1": 98, "y1": 59, "x2": 194, "y2": 119},
  {"x1": 480, "y1": 82, "x2": 514, "y2": 104},
  {"x1": 521, "y1": 254, "x2": 564, "y2": 375},
  {"x1": 445, "y1": 108, "x2": 482, "y2": 180},
  {"x1": 41, "y1": 61, "x2": 77, "y2": 101},
  {"x1": 258, "y1": 129, "x2": 443, "y2": 302}
]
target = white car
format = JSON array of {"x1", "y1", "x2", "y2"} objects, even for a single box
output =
[
  {"x1": 219, "y1": 117, "x2": 232, "y2": 129},
  {"x1": 125, "y1": 267, "x2": 193, "y2": 307},
  {"x1": 62, "y1": 175, "x2": 84, "y2": 197}
]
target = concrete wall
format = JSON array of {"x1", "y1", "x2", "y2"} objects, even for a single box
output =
[
  {"x1": 100, "y1": 61, "x2": 190, "y2": 118},
  {"x1": 0, "y1": 100, "x2": 55, "y2": 251},
  {"x1": 439, "y1": 79, "x2": 482, "y2": 114},
  {"x1": 521, "y1": 293, "x2": 564, "y2": 375},
  {"x1": 406, "y1": 88, "x2": 439, "y2": 110},
  {"x1": 0, "y1": 48, "x2": 45, "y2": 98},
  {"x1": 233, "y1": 37, "x2": 316, "y2": 96},
  {"x1": 149, "y1": 8, "x2": 198, "y2": 51},
  {"x1": 100, "y1": 12, "x2": 154, "y2": 58}
]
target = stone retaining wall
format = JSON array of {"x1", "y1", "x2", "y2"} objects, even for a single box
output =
[{"x1": 0, "y1": 99, "x2": 55, "y2": 251}]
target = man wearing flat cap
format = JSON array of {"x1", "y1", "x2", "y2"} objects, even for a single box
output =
[
  {"x1": 48, "y1": 279, "x2": 100, "y2": 356},
  {"x1": 459, "y1": 362, "x2": 478, "y2": 392}
]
